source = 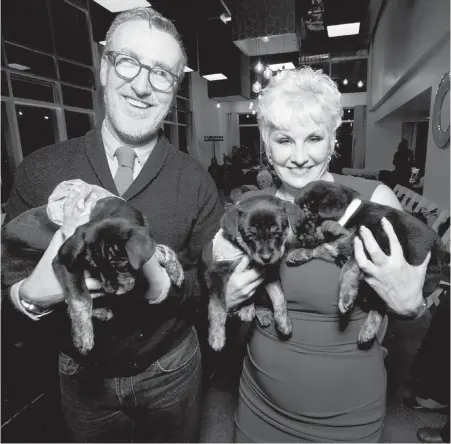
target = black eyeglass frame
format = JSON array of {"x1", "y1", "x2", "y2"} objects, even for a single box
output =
[{"x1": 105, "y1": 50, "x2": 180, "y2": 92}]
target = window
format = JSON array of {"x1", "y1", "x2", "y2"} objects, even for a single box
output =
[
  {"x1": 163, "y1": 123, "x2": 178, "y2": 146},
  {"x1": 16, "y1": 105, "x2": 57, "y2": 158},
  {"x1": 64, "y1": 111, "x2": 93, "y2": 139},
  {"x1": 238, "y1": 113, "x2": 257, "y2": 125},
  {"x1": 62, "y1": 85, "x2": 93, "y2": 109},
  {"x1": 5, "y1": 43, "x2": 57, "y2": 79},
  {"x1": 177, "y1": 74, "x2": 190, "y2": 99},
  {"x1": 59, "y1": 60, "x2": 95, "y2": 88},
  {"x1": 11, "y1": 75, "x2": 55, "y2": 102},
  {"x1": 178, "y1": 125, "x2": 188, "y2": 153},
  {"x1": 2, "y1": 71, "x2": 9, "y2": 96},
  {"x1": 1, "y1": 102, "x2": 13, "y2": 204},
  {"x1": 3, "y1": 0, "x2": 54, "y2": 53},
  {"x1": 331, "y1": 59, "x2": 367, "y2": 94},
  {"x1": 50, "y1": 0, "x2": 92, "y2": 65}
]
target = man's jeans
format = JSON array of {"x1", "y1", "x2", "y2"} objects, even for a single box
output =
[{"x1": 59, "y1": 328, "x2": 202, "y2": 443}]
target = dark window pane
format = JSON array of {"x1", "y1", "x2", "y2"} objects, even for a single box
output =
[
  {"x1": 59, "y1": 60, "x2": 94, "y2": 88},
  {"x1": 2, "y1": 71, "x2": 10, "y2": 96},
  {"x1": 65, "y1": 111, "x2": 93, "y2": 139},
  {"x1": 2, "y1": 0, "x2": 53, "y2": 53},
  {"x1": 178, "y1": 125, "x2": 188, "y2": 153},
  {"x1": 177, "y1": 74, "x2": 190, "y2": 98},
  {"x1": 5, "y1": 44, "x2": 57, "y2": 79},
  {"x1": 176, "y1": 97, "x2": 190, "y2": 112},
  {"x1": 239, "y1": 126, "x2": 261, "y2": 166},
  {"x1": 238, "y1": 113, "x2": 257, "y2": 125},
  {"x1": 1, "y1": 102, "x2": 14, "y2": 204},
  {"x1": 50, "y1": 0, "x2": 92, "y2": 65},
  {"x1": 177, "y1": 111, "x2": 188, "y2": 125},
  {"x1": 16, "y1": 105, "x2": 57, "y2": 157},
  {"x1": 163, "y1": 124, "x2": 177, "y2": 145},
  {"x1": 11, "y1": 76, "x2": 55, "y2": 102},
  {"x1": 62, "y1": 85, "x2": 93, "y2": 109}
]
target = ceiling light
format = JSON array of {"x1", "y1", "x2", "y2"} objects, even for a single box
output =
[
  {"x1": 93, "y1": 0, "x2": 151, "y2": 13},
  {"x1": 357, "y1": 80, "x2": 364, "y2": 88},
  {"x1": 202, "y1": 73, "x2": 227, "y2": 81},
  {"x1": 254, "y1": 61, "x2": 264, "y2": 73},
  {"x1": 99, "y1": 41, "x2": 106, "y2": 46},
  {"x1": 263, "y1": 66, "x2": 273, "y2": 79},
  {"x1": 327, "y1": 22, "x2": 360, "y2": 37},
  {"x1": 268, "y1": 62, "x2": 295, "y2": 71},
  {"x1": 261, "y1": 36, "x2": 269, "y2": 42},
  {"x1": 8, "y1": 63, "x2": 31, "y2": 71},
  {"x1": 220, "y1": 12, "x2": 231, "y2": 23},
  {"x1": 44, "y1": 116, "x2": 49, "y2": 120},
  {"x1": 216, "y1": 103, "x2": 221, "y2": 108},
  {"x1": 18, "y1": 111, "x2": 23, "y2": 116},
  {"x1": 252, "y1": 81, "x2": 262, "y2": 93},
  {"x1": 342, "y1": 78, "x2": 348, "y2": 85},
  {"x1": 183, "y1": 66, "x2": 194, "y2": 73},
  {"x1": 252, "y1": 110, "x2": 256, "y2": 115}
]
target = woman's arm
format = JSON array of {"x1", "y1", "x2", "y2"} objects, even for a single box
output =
[{"x1": 353, "y1": 183, "x2": 429, "y2": 317}]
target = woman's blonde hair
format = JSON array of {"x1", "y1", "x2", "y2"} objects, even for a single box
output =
[
  {"x1": 257, "y1": 66, "x2": 343, "y2": 153},
  {"x1": 104, "y1": 7, "x2": 187, "y2": 82}
]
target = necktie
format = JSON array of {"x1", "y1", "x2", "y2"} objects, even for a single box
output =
[{"x1": 114, "y1": 146, "x2": 136, "y2": 196}]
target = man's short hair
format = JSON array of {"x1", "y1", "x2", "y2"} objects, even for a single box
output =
[{"x1": 104, "y1": 7, "x2": 187, "y2": 82}]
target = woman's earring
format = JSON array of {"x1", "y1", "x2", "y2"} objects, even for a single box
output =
[{"x1": 327, "y1": 155, "x2": 332, "y2": 162}]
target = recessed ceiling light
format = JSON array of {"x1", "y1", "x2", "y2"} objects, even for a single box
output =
[
  {"x1": 261, "y1": 36, "x2": 269, "y2": 42},
  {"x1": 183, "y1": 66, "x2": 194, "y2": 73},
  {"x1": 327, "y1": 22, "x2": 360, "y2": 37},
  {"x1": 268, "y1": 62, "x2": 295, "y2": 71},
  {"x1": 202, "y1": 73, "x2": 227, "y2": 81},
  {"x1": 93, "y1": 0, "x2": 151, "y2": 13},
  {"x1": 8, "y1": 63, "x2": 31, "y2": 71},
  {"x1": 99, "y1": 41, "x2": 106, "y2": 46}
]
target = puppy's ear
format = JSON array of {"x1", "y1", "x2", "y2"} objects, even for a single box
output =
[
  {"x1": 284, "y1": 201, "x2": 304, "y2": 234},
  {"x1": 125, "y1": 228, "x2": 157, "y2": 270},
  {"x1": 57, "y1": 226, "x2": 88, "y2": 272},
  {"x1": 220, "y1": 206, "x2": 241, "y2": 238}
]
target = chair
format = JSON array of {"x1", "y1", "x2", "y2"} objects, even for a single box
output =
[{"x1": 400, "y1": 189, "x2": 422, "y2": 212}]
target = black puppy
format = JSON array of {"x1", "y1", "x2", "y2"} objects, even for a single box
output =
[
  {"x1": 204, "y1": 194, "x2": 303, "y2": 351},
  {"x1": 52, "y1": 196, "x2": 184, "y2": 355},
  {"x1": 286, "y1": 181, "x2": 445, "y2": 346}
]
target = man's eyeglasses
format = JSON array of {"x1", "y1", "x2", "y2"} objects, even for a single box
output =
[{"x1": 105, "y1": 51, "x2": 179, "y2": 92}]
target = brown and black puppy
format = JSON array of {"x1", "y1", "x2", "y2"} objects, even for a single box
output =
[
  {"x1": 285, "y1": 180, "x2": 445, "y2": 346},
  {"x1": 52, "y1": 196, "x2": 184, "y2": 355},
  {"x1": 204, "y1": 194, "x2": 303, "y2": 351}
]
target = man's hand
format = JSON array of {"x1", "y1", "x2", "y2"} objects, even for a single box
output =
[
  {"x1": 141, "y1": 255, "x2": 171, "y2": 303},
  {"x1": 354, "y1": 217, "x2": 430, "y2": 316},
  {"x1": 224, "y1": 256, "x2": 265, "y2": 310},
  {"x1": 18, "y1": 229, "x2": 103, "y2": 310}
]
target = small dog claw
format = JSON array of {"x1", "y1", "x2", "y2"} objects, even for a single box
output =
[
  {"x1": 237, "y1": 304, "x2": 255, "y2": 322},
  {"x1": 255, "y1": 308, "x2": 273, "y2": 327},
  {"x1": 276, "y1": 316, "x2": 292, "y2": 338},
  {"x1": 338, "y1": 299, "x2": 353, "y2": 314}
]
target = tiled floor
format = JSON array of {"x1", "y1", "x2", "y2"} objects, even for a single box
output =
[{"x1": 199, "y1": 313, "x2": 449, "y2": 443}]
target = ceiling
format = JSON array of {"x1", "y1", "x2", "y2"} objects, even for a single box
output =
[{"x1": 89, "y1": 0, "x2": 372, "y2": 101}]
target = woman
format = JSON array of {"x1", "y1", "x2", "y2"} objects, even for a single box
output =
[
  {"x1": 393, "y1": 138, "x2": 413, "y2": 187},
  {"x1": 222, "y1": 67, "x2": 430, "y2": 442}
]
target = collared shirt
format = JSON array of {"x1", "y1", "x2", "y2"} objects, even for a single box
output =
[{"x1": 101, "y1": 121, "x2": 155, "y2": 180}]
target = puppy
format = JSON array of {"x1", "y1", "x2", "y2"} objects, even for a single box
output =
[
  {"x1": 286, "y1": 181, "x2": 445, "y2": 346},
  {"x1": 204, "y1": 194, "x2": 303, "y2": 351},
  {"x1": 52, "y1": 196, "x2": 184, "y2": 355}
]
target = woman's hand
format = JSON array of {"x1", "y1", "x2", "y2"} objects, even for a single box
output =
[
  {"x1": 224, "y1": 256, "x2": 265, "y2": 310},
  {"x1": 354, "y1": 217, "x2": 430, "y2": 316},
  {"x1": 141, "y1": 254, "x2": 171, "y2": 303}
]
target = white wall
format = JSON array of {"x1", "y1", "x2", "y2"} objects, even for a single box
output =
[{"x1": 365, "y1": 0, "x2": 450, "y2": 209}]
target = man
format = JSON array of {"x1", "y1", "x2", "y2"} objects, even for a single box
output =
[{"x1": 3, "y1": 7, "x2": 226, "y2": 442}]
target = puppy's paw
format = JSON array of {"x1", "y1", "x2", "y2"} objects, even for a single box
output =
[
  {"x1": 156, "y1": 245, "x2": 184, "y2": 287},
  {"x1": 208, "y1": 330, "x2": 226, "y2": 351},
  {"x1": 92, "y1": 308, "x2": 114, "y2": 321},
  {"x1": 338, "y1": 299, "x2": 353, "y2": 314},
  {"x1": 357, "y1": 327, "x2": 377, "y2": 347},
  {"x1": 237, "y1": 304, "x2": 255, "y2": 322},
  {"x1": 74, "y1": 330, "x2": 94, "y2": 355},
  {"x1": 255, "y1": 307, "x2": 273, "y2": 327},
  {"x1": 286, "y1": 249, "x2": 312, "y2": 266},
  {"x1": 275, "y1": 315, "x2": 292, "y2": 338}
]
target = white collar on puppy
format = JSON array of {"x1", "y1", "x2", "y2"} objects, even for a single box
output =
[{"x1": 337, "y1": 198, "x2": 362, "y2": 227}]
